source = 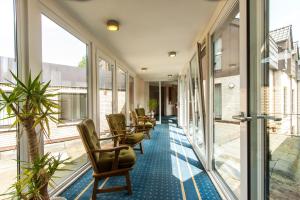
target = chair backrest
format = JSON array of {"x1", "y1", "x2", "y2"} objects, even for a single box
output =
[
  {"x1": 77, "y1": 119, "x2": 100, "y2": 173},
  {"x1": 106, "y1": 113, "x2": 127, "y2": 137},
  {"x1": 135, "y1": 108, "x2": 145, "y2": 117},
  {"x1": 131, "y1": 111, "x2": 138, "y2": 126}
]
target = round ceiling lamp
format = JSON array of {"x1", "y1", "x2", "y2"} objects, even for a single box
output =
[
  {"x1": 107, "y1": 20, "x2": 120, "y2": 31},
  {"x1": 168, "y1": 51, "x2": 177, "y2": 57}
]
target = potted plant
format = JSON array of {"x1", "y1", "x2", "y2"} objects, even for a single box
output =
[
  {"x1": 0, "y1": 72, "x2": 71, "y2": 200},
  {"x1": 148, "y1": 99, "x2": 158, "y2": 118}
]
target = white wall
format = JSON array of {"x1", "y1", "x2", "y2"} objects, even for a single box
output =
[{"x1": 134, "y1": 76, "x2": 146, "y2": 109}]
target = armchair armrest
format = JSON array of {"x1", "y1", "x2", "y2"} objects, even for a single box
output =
[
  {"x1": 111, "y1": 129, "x2": 133, "y2": 135},
  {"x1": 89, "y1": 145, "x2": 130, "y2": 170},
  {"x1": 98, "y1": 135, "x2": 119, "y2": 141},
  {"x1": 89, "y1": 145, "x2": 129, "y2": 153}
]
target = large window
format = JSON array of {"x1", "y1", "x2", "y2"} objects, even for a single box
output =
[
  {"x1": 129, "y1": 76, "x2": 134, "y2": 112},
  {"x1": 212, "y1": 8, "x2": 241, "y2": 198},
  {"x1": 117, "y1": 67, "x2": 127, "y2": 114},
  {"x1": 98, "y1": 58, "x2": 113, "y2": 133},
  {"x1": 213, "y1": 38, "x2": 222, "y2": 70},
  {"x1": 41, "y1": 14, "x2": 88, "y2": 185},
  {"x1": 59, "y1": 93, "x2": 87, "y2": 122},
  {"x1": 0, "y1": 0, "x2": 18, "y2": 195},
  {"x1": 189, "y1": 54, "x2": 205, "y2": 156}
]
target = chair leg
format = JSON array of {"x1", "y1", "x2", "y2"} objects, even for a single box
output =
[
  {"x1": 139, "y1": 142, "x2": 144, "y2": 154},
  {"x1": 125, "y1": 172, "x2": 132, "y2": 195},
  {"x1": 92, "y1": 178, "x2": 99, "y2": 200}
]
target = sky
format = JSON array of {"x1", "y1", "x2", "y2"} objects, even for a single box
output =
[
  {"x1": 0, "y1": 0, "x2": 300, "y2": 65},
  {"x1": 270, "y1": 0, "x2": 300, "y2": 43},
  {"x1": 0, "y1": 0, "x2": 86, "y2": 67}
]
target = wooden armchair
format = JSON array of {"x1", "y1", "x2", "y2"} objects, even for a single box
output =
[
  {"x1": 77, "y1": 119, "x2": 136, "y2": 200},
  {"x1": 106, "y1": 113, "x2": 145, "y2": 154},
  {"x1": 131, "y1": 111, "x2": 153, "y2": 139},
  {"x1": 135, "y1": 108, "x2": 156, "y2": 127}
]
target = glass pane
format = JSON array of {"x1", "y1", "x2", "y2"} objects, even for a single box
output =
[
  {"x1": 200, "y1": 46, "x2": 208, "y2": 113},
  {"x1": 41, "y1": 14, "x2": 88, "y2": 186},
  {"x1": 117, "y1": 67, "x2": 126, "y2": 114},
  {"x1": 266, "y1": 0, "x2": 300, "y2": 198},
  {"x1": 190, "y1": 54, "x2": 205, "y2": 155},
  {"x1": 188, "y1": 73, "x2": 194, "y2": 140},
  {"x1": 129, "y1": 76, "x2": 134, "y2": 112},
  {"x1": 0, "y1": 0, "x2": 17, "y2": 195},
  {"x1": 99, "y1": 59, "x2": 113, "y2": 133},
  {"x1": 212, "y1": 9, "x2": 241, "y2": 198},
  {"x1": 149, "y1": 82, "x2": 160, "y2": 121}
]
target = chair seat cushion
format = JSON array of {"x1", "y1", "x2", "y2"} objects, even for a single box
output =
[
  {"x1": 138, "y1": 121, "x2": 153, "y2": 128},
  {"x1": 97, "y1": 147, "x2": 136, "y2": 172},
  {"x1": 125, "y1": 132, "x2": 144, "y2": 145}
]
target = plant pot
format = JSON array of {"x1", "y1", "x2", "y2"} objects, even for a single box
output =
[{"x1": 51, "y1": 197, "x2": 67, "y2": 200}]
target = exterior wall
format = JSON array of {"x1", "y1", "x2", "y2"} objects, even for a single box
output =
[
  {"x1": 214, "y1": 75, "x2": 240, "y2": 121},
  {"x1": 99, "y1": 90, "x2": 113, "y2": 132},
  {"x1": 268, "y1": 69, "x2": 298, "y2": 135},
  {"x1": 214, "y1": 20, "x2": 240, "y2": 79}
]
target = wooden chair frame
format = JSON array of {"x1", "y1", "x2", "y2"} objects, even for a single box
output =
[
  {"x1": 109, "y1": 128, "x2": 144, "y2": 154},
  {"x1": 106, "y1": 114, "x2": 145, "y2": 154},
  {"x1": 77, "y1": 121, "x2": 134, "y2": 200},
  {"x1": 131, "y1": 111, "x2": 152, "y2": 139}
]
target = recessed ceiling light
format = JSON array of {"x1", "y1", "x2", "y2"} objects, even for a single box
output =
[
  {"x1": 168, "y1": 51, "x2": 177, "y2": 57},
  {"x1": 168, "y1": 74, "x2": 173, "y2": 77},
  {"x1": 107, "y1": 20, "x2": 119, "y2": 31},
  {"x1": 141, "y1": 67, "x2": 148, "y2": 71}
]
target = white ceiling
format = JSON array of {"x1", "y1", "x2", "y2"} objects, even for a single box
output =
[{"x1": 55, "y1": 0, "x2": 218, "y2": 81}]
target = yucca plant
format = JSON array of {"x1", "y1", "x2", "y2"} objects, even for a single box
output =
[
  {"x1": 148, "y1": 99, "x2": 158, "y2": 113},
  {"x1": 0, "y1": 71, "x2": 69, "y2": 199},
  {"x1": 4, "y1": 153, "x2": 71, "y2": 200}
]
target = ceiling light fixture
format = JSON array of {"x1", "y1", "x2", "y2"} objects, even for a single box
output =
[
  {"x1": 168, "y1": 51, "x2": 177, "y2": 57},
  {"x1": 107, "y1": 20, "x2": 119, "y2": 31}
]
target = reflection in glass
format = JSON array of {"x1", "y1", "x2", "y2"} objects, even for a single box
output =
[
  {"x1": 190, "y1": 54, "x2": 205, "y2": 155},
  {"x1": 117, "y1": 67, "x2": 127, "y2": 114},
  {"x1": 41, "y1": 14, "x2": 88, "y2": 186},
  {"x1": 267, "y1": 1, "x2": 300, "y2": 198},
  {"x1": 99, "y1": 59, "x2": 113, "y2": 133},
  {"x1": 212, "y1": 9, "x2": 241, "y2": 198}
]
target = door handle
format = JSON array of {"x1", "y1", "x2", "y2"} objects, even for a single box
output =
[
  {"x1": 257, "y1": 115, "x2": 282, "y2": 121},
  {"x1": 232, "y1": 112, "x2": 252, "y2": 122}
]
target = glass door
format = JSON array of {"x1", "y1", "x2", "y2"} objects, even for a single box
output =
[
  {"x1": 212, "y1": 5, "x2": 245, "y2": 199},
  {"x1": 129, "y1": 75, "x2": 134, "y2": 112},
  {"x1": 149, "y1": 82, "x2": 161, "y2": 123},
  {"x1": 261, "y1": 0, "x2": 300, "y2": 199},
  {"x1": 188, "y1": 69, "x2": 195, "y2": 140}
]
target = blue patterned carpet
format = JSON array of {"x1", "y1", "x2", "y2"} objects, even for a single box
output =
[{"x1": 60, "y1": 118, "x2": 221, "y2": 200}]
